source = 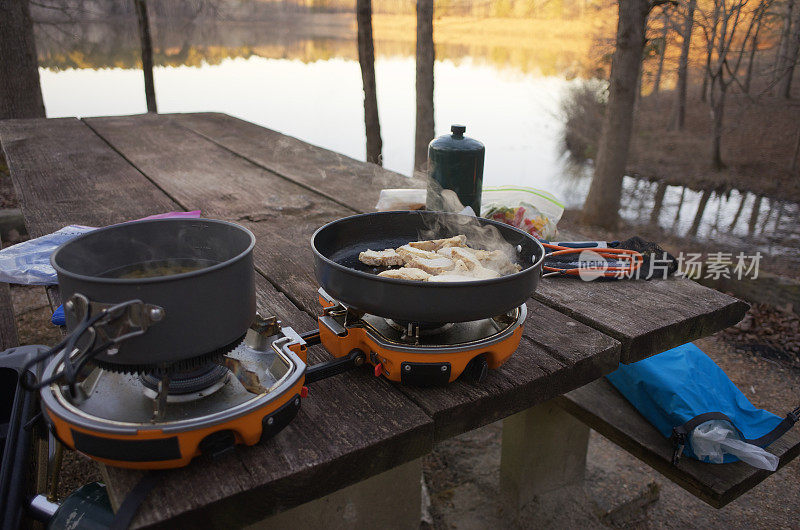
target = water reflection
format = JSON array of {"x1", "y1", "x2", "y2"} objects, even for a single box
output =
[
  {"x1": 32, "y1": 15, "x2": 799, "y2": 269},
  {"x1": 616, "y1": 177, "x2": 800, "y2": 268}
]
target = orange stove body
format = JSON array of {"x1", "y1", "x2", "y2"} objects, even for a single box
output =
[
  {"x1": 42, "y1": 341, "x2": 308, "y2": 470},
  {"x1": 316, "y1": 292, "x2": 523, "y2": 384},
  {"x1": 44, "y1": 378, "x2": 304, "y2": 470}
]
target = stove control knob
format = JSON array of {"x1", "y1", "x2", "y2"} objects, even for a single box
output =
[
  {"x1": 374, "y1": 363, "x2": 383, "y2": 377},
  {"x1": 300, "y1": 386, "x2": 309, "y2": 398}
]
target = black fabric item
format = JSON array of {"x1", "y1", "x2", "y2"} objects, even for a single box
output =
[
  {"x1": 542, "y1": 236, "x2": 678, "y2": 280},
  {"x1": 670, "y1": 407, "x2": 800, "y2": 465},
  {"x1": 109, "y1": 471, "x2": 162, "y2": 530},
  {"x1": 609, "y1": 236, "x2": 679, "y2": 279}
]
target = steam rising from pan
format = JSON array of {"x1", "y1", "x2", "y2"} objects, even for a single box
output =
[{"x1": 417, "y1": 189, "x2": 519, "y2": 262}]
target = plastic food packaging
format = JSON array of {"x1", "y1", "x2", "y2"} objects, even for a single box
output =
[
  {"x1": 0, "y1": 211, "x2": 201, "y2": 285},
  {"x1": 690, "y1": 419, "x2": 779, "y2": 470},
  {"x1": 375, "y1": 189, "x2": 427, "y2": 211},
  {"x1": 480, "y1": 186, "x2": 564, "y2": 240}
]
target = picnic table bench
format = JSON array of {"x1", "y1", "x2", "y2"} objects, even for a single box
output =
[{"x1": 0, "y1": 112, "x2": 766, "y2": 527}]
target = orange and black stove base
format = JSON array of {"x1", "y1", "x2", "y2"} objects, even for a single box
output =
[
  {"x1": 312, "y1": 288, "x2": 526, "y2": 386},
  {"x1": 38, "y1": 292, "x2": 526, "y2": 470}
]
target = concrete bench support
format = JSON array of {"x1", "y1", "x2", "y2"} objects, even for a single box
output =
[
  {"x1": 246, "y1": 458, "x2": 423, "y2": 529},
  {"x1": 500, "y1": 401, "x2": 590, "y2": 509}
]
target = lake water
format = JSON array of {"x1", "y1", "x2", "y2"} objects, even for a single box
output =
[
  {"x1": 40, "y1": 54, "x2": 580, "y2": 202},
  {"x1": 33, "y1": 17, "x2": 799, "y2": 270}
]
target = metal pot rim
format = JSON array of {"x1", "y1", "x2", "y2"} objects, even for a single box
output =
[
  {"x1": 310, "y1": 210, "x2": 545, "y2": 288},
  {"x1": 50, "y1": 218, "x2": 256, "y2": 285}
]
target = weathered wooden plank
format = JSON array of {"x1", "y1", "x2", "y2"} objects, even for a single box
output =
[
  {"x1": 171, "y1": 113, "x2": 749, "y2": 364},
  {"x1": 3, "y1": 115, "x2": 433, "y2": 527},
  {"x1": 534, "y1": 274, "x2": 749, "y2": 363},
  {"x1": 171, "y1": 112, "x2": 422, "y2": 214},
  {"x1": 0, "y1": 118, "x2": 179, "y2": 237},
  {"x1": 82, "y1": 114, "x2": 436, "y2": 526},
  {"x1": 104, "y1": 275, "x2": 433, "y2": 528},
  {"x1": 398, "y1": 303, "x2": 620, "y2": 441},
  {"x1": 84, "y1": 113, "x2": 350, "y2": 315},
  {"x1": 85, "y1": 113, "x2": 624, "y2": 445},
  {"x1": 557, "y1": 378, "x2": 800, "y2": 508}
]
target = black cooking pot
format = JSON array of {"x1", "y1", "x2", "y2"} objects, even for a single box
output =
[
  {"x1": 51, "y1": 219, "x2": 256, "y2": 370},
  {"x1": 312, "y1": 211, "x2": 545, "y2": 323}
]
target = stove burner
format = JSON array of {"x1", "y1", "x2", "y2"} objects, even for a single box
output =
[
  {"x1": 385, "y1": 319, "x2": 454, "y2": 340},
  {"x1": 140, "y1": 363, "x2": 229, "y2": 402}
]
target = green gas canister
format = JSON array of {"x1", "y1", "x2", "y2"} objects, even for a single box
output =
[{"x1": 426, "y1": 124, "x2": 485, "y2": 214}]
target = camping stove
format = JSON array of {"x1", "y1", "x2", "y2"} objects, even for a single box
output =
[
  {"x1": 40, "y1": 317, "x2": 309, "y2": 469},
  {"x1": 39, "y1": 294, "x2": 527, "y2": 470},
  {"x1": 311, "y1": 288, "x2": 527, "y2": 386}
]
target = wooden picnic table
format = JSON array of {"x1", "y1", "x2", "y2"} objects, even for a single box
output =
[{"x1": 0, "y1": 113, "x2": 748, "y2": 528}]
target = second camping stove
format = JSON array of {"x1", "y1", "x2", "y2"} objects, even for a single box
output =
[
  {"x1": 40, "y1": 316, "x2": 310, "y2": 469},
  {"x1": 311, "y1": 288, "x2": 526, "y2": 386}
]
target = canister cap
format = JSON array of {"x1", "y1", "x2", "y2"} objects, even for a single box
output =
[{"x1": 429, "y1": 124, "x2": 484, "y2": 152}]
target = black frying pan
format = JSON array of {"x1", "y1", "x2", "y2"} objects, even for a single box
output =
[{"x1": 311, "y1": 211, "x2": 545, "y2": 323}]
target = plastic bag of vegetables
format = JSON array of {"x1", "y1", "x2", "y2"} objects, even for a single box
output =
[{"x1": 481, "y1": 186, "x2": 564, "y2": 240}]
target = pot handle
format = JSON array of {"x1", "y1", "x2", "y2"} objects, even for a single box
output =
[{"x1": 20, "y1": 294, "x2": 164, "y2": 393}]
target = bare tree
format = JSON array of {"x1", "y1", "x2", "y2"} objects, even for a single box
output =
[
  {"x1": 134, "y1": 0, "x2": 157, "y2": 113},
  {"x1": 414, "y1": 0, "x2": 435, "y2": 173},
  {"x1": 669, "y1": 0, "x2": 696, "y2": 129},
  {"x1": 699, "y1": 1, "x2": 720, "y2": 101},
  {"x1": 652, "y1": 7, "x2": 671, "y2": 95},
  {"x1": 356, "y1": 0, "x2": 382, "y2": 165},
  {"x1": 779, "y1": 1, "x2": 800, "y2": 96},
  {"x1": 582, "y1": 0, "x2": 665, "y2": 228},
  {"x1": 699, "y1": 0, "x2": 770, "y2": 170},
  {"x1": 0, "y1": 0, "x2": 45, "y2": 119},
  {"x1": 743, "y1": 7, "x2": 764, "y2": 92},
  {"x1": 773, "y1": 0, "x2": 795, "y2": 85},
  {"x1": 791, "y1": 123, "x2": 800, "y2": 173}
]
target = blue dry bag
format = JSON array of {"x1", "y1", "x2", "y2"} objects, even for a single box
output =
[{"x1": 606, "y1": 343, "x2": 799, "y2": 465}]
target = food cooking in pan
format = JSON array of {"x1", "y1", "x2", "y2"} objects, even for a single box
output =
[{"x1": 358, "y1": 235, "x2": 521, "y2": 282}]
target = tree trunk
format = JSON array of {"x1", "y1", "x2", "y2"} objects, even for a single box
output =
[
  {"x1": 791, "y1": 124, "x2": 800, "y2": 174},
  {"x1": 709, "y1": 77, "x2": 727, "y2": 170},
  {"x1": 669, "y1": 0, "x2": 695, "y2": 130},
  {"x1": 0, "y1": 0, "x2": 45, "y2": 120},
  {"x1": 774, "y1": 0, "x2": 795, "y2": 85},
  {"x1": 743, "y1": 14, "x2": 762, "y2": 94},
  {"x1": 700, "y1": 4, "x2": 718, "y2": 102},
  {"x1": 779, "y1": 3, "x2": 800, "y2": 98},
  {"x1": 134, "y1": 0, "x2": 157, "y2": 113},
  {"x1": 581, "y1": 0, "x2": 651, "y2": 228},
  {"x1": 356, "y1": 0, "x2": 382, "y2": 165},
  {"x1": 652, "y1": 9, "x2": 669, "y2": 96},
  {"x1": 414, "y1": 0, "x2": 435, "y2": 173}
]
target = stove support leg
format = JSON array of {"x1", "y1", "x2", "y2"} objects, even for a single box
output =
[
  {"x1": 247, "y1": 458, "x2": 423, "y2": 529},
  {"x1": 499, "y1": 400, "x2": 590, "y2": 512}
]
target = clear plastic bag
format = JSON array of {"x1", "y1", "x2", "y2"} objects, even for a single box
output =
[
  {"x1": 690, "y1": 419, "x2": 779, "y2": 470},
  {"x1": 0, "y1": 211, "x2": 201, "y2": 285},
  {"x1": 480, "y1": 186, "x2": 564, "y2": 240}
]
